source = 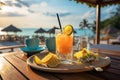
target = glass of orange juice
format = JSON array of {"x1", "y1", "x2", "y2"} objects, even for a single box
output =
[{"x1": 56, "y1": 25, "x2": 73, "y2": 64}]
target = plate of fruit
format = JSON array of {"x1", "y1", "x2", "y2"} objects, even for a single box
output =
[{"x1": 27, "y1": 49, "x2": 111, "y2": 73}]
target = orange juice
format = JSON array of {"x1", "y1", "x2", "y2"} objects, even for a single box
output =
[{"x1": 56, "y1": 33, "x2": 73, "y2": 54}]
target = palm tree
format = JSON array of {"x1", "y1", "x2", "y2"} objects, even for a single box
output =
[
  {"x1": 79, "y1": 19, "x2": 89, "y2": 35},
  {"x1": 79, "y1": 19, "x2": 89, "y2": 29},
  {"x1": 92, "y1": 21, "x2": 96, "y2": 34}
]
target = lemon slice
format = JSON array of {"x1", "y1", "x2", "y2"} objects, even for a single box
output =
[
  {"x1": 34, "y1": 53, "x2": 60, "y2": 67},
  {"x1": 63, "y1": 24, "x2": 73, "y2": 35},
  {"x1": 34, "y1": 55, "x2": 41, "y2": 65},
  {"x1": 47, "y1": 55, "x2": 60, "y2": 68},
  {"x1": 41, "y1": 53, "x2": 53, "y2": 63},
  {"x1": 41, "y1": 52, "x2": 60, "y2": 67}
]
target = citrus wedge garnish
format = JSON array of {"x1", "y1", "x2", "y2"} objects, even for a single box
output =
[
  {"x1": 63, "y1": 24, "x2": 73, "y2": 35},
  {"x1": 34, "y1": 53, "x2": 60, "y2": 67},
  {"x1": 47, "y1": 55, "x2": 60, "y2": 67},
  {"x1": 41, "y1": 52, "x2": 60, "y2": 67},
  {"x1": 34, "y1": 55, "x2": 41, "y2": 65},
  {"x1": 41, "y1": 53, "x2": 53, "y2": 63}
]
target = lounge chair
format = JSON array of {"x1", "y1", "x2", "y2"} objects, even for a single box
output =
[{"x1": 111, "y1": 35, "x2": 120, "y2": 45}]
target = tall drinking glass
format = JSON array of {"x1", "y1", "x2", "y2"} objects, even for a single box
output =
[
  {"x1": 79, "y1": 36, "x2": 89, "y2": 50},
  {"x1": 56, "y1": 29, "x2": 73, "y2": 64}
]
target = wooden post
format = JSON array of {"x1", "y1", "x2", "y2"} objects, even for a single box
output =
[{"x1": 96, "y1": 4, "x2": 101, "y2": 44}]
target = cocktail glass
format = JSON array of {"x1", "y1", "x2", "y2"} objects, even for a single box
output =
[{"x1": 56, "y1": 30, "x2": 73, "y2": 64}]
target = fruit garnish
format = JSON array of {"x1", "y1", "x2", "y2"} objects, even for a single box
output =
[
  {"x1": 74, "y1": 48, "x2": 99, "y2": 63},
  {"x1": 63, "y1": 24, "x2": 73, "y2": 35},
  {"x1": 41, "y1": 53, "x2": 53, "y2": 63},
  {"x1": 34, "y1": 55, "x2": 41, "y2": 65},
  {"x1": 34, "y1": 52, "x2": 60, "y2": 68},
  {"x1": 47, "y1": 55, "x2": 60, "y2": 67}
]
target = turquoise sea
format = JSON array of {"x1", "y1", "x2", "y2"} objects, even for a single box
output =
[{"x1": 0, "y1": 28, "x2": 94, "y2": 38}]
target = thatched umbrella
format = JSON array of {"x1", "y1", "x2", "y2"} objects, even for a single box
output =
[
  {"x1": 70, "y1": 0, "x2": 120, "y2": 44},
  {"x1": 47, "y1": 26, "x2": 59, "y2": 37},
  {"x1": 47, "y1": 26, "x2": 59, "y2": 34},
  {"x1": 34, "y1": 28, "x2": 46, "y2": 36},
  {"x1": 101, "y1": 25, "x2": 119, "y2": 34},
  {"x1": 1, "y1": 24, "x2": 22, "y2": 35},
  {"x1": 101, "y1": 25, "x2": 119, "y2": 37}
]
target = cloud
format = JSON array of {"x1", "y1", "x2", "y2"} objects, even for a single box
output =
[
  {"x1": 101, "y1": 6, "x2": 115, "y2": 20},
  {"x1": 27, "y1": 9, "x2": 34, "y2": 13},
  {"x1": 0, "y1": 12, "x2": 25, "y2": 17},
  {"x1": 59, "y1": 12, "x2": 71, "y2": 17},
  {"x1": 0, "y1": 0, "x2": 35, "y2": 17},
  {"x1": 40, "y1": 2, "x2": 48, "y2": 7},
  {"x1": 43, "y1": 12, "x2": 71, "y2": 17},
  {"x1": 5, "y1": 0, "x2": 29, "y2": 8},
  {"x1": 14, "y1": 3, "x2": 22, "y2": 7},
  {"x1": 104, "y1": 7, "x2": 114, "y2": 14},
  {"x1": 17, "y1": 0, "x2": 30, "y2": 7},
  {"x1": 0, "y1": 5, "x2": 32, "y2": 17},
  {"x1": 81, "y1": 9, "x2": 95, "y2": 21}
]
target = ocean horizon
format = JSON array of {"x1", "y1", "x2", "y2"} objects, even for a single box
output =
[{"x1": 0, "y1": 28, "x2": 94, "y2": 38}]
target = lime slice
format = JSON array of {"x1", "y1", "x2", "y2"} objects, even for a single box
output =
[
  {"x1": 34, "y1": 55, "x2": 41, "y2": 65},
  {"x1": 63, "y1": 24, "x2": 73, "y2": 35}
]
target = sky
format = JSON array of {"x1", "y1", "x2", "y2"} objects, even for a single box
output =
[{"x1": 0, "y1": 0, "x2": 117, "y2": 28}]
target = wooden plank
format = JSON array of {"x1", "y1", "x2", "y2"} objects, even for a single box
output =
[
  {"x1": 4, "y1": 54, "x2": 59, "y2": 80},
  {"x1": 110, "y1": 63, "x2": 120, "y2": 70},
  {"x1": 88, "y1": 71, "x2": 120, "y2": 80},
  {"x1": 91, "y1": 48, "x2": 120, "y2": 56},
  {"x1": 53, "y1": 72, "x2": 104, "y2": 80},
  {"x1": 104, "y1": 68, "x2": 120, "y2": 75},
  {"x1": 14, "y1": 52, "x2": 28, "y2": 61},
  {"x1": 110, "y1": 57, "x2": 120, "y2": 61},
  {"x1": 0, "y1": 57, "x2": 27, "y2": 80},
  {"x1": 111, "y1": 59, "x2": 120, "y2": 64}
]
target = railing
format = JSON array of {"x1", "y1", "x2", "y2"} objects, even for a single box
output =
[
  {"x1": 0, "y1": 43, "x2": 45, "y2": 53},
  {"x1": 0, "y1": 45, "x2": 25, "y2": 52}
]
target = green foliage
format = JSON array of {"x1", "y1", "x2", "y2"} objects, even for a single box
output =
[{"x1": 101, "y1": 5, "x2": 120, "y2": 30}]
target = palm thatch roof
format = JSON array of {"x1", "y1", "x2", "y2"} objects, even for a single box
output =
[
  {"x1": 101, "y1": 25, "x2": 119, "y2": 35},
  {"x1": 34, "y1": 28, "x2": 46, "y2": 33},
  {"x1": 71, "y1": 0, "x2": 120, "y2": 7},
  {"x1": 1, "y1": 24, "x2": 22, "y2": 32},
  {"x1": 47, "y1": 26, "x2": 59, "y2": 34}
]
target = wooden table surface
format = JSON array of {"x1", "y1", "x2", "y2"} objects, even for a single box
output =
[{"x1": 0, "y1": 48, "x2": 120, "y2": 80}]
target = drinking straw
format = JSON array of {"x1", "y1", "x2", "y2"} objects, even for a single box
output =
[{"x1": 56, "y1": 13, "x2": 62, "y2": 33}]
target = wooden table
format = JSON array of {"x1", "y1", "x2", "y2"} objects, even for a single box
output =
[{"x1": 0, "y1": 49, "x2": 120, "y2": 80}]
